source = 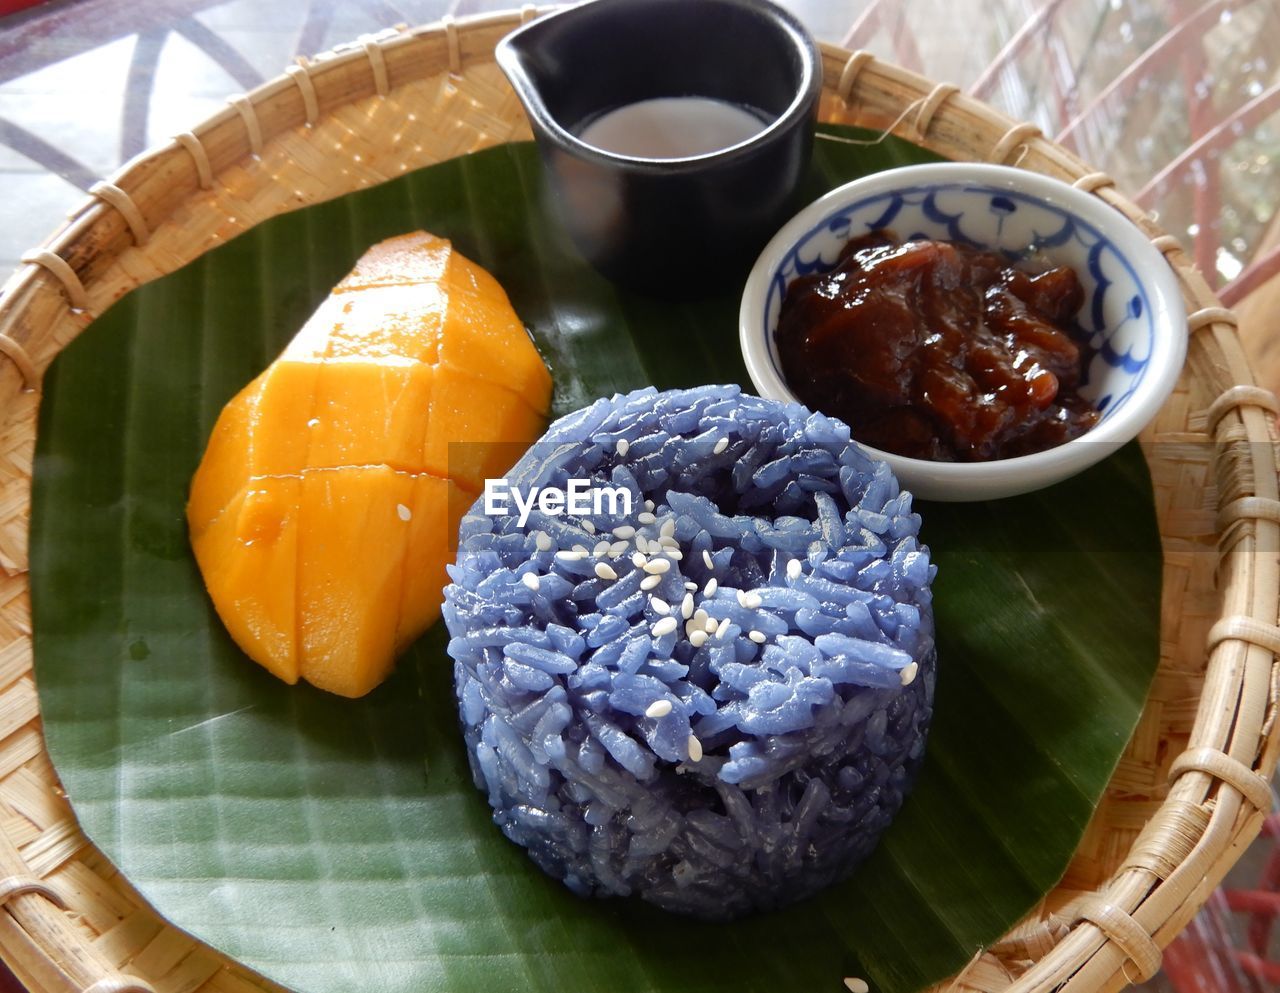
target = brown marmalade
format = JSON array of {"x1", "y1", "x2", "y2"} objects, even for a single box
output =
[{"x1": 775, "y1": 230, "x2": 1101, "y2": 462}]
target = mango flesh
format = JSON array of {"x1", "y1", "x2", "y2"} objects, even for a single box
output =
[
  {"x1": 188, "y1": 231, "x2": 552, "y2": 697},
  {"x1": 193, "y1": 476, "x2": 302, "y2": 685}
]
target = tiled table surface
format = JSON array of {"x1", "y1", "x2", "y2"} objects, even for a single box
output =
[{"x1": 0, "y1": 1, "x2": 1277, "y2": 991}]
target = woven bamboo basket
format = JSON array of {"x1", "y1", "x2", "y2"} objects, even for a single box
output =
[{"x1": 0, "y1": 8, "x2": 1275, "y2": 993}]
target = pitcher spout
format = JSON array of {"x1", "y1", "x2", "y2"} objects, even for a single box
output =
[{"x1": 494, "y1": 17, "x2": 552, "y2": 136}]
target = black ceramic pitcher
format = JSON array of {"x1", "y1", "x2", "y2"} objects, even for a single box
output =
[{"x1": 497, "y1": 0, "x2": 822, "y2": 291}]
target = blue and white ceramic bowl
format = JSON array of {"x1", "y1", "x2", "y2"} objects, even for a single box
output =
[{"x1": 739, "y1": 162, "x2": 1188, "y2": 501}]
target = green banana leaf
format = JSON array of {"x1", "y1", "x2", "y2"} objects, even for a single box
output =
[{"x1": 31, "y1": 128, "x2": 1161, "y2": 993}]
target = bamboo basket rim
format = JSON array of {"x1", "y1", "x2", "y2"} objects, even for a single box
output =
[{"x1": 0, "y1": 7, "x2": 1276, "y2": 993}]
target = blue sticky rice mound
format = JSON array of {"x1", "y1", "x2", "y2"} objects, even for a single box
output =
[{"x1": 443, "y1": 385, "x2": 936, "y2": 920}]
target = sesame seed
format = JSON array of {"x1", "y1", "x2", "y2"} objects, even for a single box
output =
[
  {"x1": 900, "y1": 661, "x2": 919, "y2": 686},
  {"x1": 582, "y1": 520, "x2": 595, "y2": 534},
  {"x1": 844, "y1": 980, "x2": 870, "y2": 993},
  {"x1": 635, "y1": 535, "x2": 650, "y2": 555},
  {"x1": 613, "y1": 525, "x2": 636, "y2": 539},
  {"x1": 685, "y1": 581, "x2": 698, "y2": 591},
  {"x1": 739, "y1": 590, "x2": 762, "y2": 610},
  {"x1": 609, "y1": 540, "x2": 629, "y2": 557},
  {"x1": 667, "y1": 549, "x2": 684, "y2": 561},
  {"x1": 573, "y1": 544, "x2": 589, "y2": 555},
  {"x1": 786, "y1": 558, "x2": 802, "y2": 580},
  {"x1": 644, "y1": 499, "x2": 655, "y2": 511},
  {"x1": 689, "y1": 630, "x2": 709, "y2": 647},
  {"x1": 659, "y1": 535, "x2": 679, "y2": 549},
  {"x1": 645, "y1": 699, "x2": 673, "y2": 719},
  {"x1": 643, "y1": 558, "x2": 671, "y2": 575},
  {"x1": 687, "y1": 735, "x2": 703, "y2": 762},
  {"x1": 704, "y1": 578, "x2": 718, "y2": 596},
  {"x1": 534, "y1": 531, "x2": 553, "y2": 552},
  {"x1": 748, "y1": 630, "x2": 766, "y2": 644},
  {"x1": 637, "y1": 511, "x2": 656, "y2": 525},
  {"x1": 615, "y1": 438, "x2": 629, "y2": 456},
  {"x1": 521, "y1": 573, "x2": 540, "y2": 592},
  {"x1": 705, "y1": 616, "x2": 719, "y2": 633},
  {"x1": 713, "y1": 437, "x2": 729, "y2": 455},
  {"x1": 640, "y1": 574, "x2": 662, "y2": 591},
  {"x1": 652, "y1": 616, "x2": 678, "y2": 637},
  {"x1": 593, "y1": 540, "x2": 611, "y2": 557},
  {"x1": 681, "y1": 593, "x2": 694, "y2": 619},
  {"x1": 715, "y1": 617, "x2": 731, "y2": 640},
  {"x1": 660, "y1": 518, "x2": 676, "y2": 538},
  {"x1": 651, "y1": 597, "x2": 671, "y2": 615},
  {"x1": 736, "y1": 589, "x2": 750, "y2": 608},
  {"x1": 556, "y1": 549, "x2": 585, "y2": 561},
  {"x1": 632, "y1": 551, "x2": 647, "y2": 568},
  {"x1": 396, "y1": 503, "x2": 412, "y2": 522},
  {"x1": 702, "y1": 549, "x2": 715, "y2": 570},
  {"x1": 595, "y1": 563, "x2": 617, "y2": 581},
  {"x1": 693, "y1": 608, "x2": 709, "y2": 625}
]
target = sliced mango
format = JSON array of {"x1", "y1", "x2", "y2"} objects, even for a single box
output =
[
  {"x1": 396, "y1": 474, "x2": 475, "y2": 653},
  {"x1": 439, "y1": 281, "x2": 553, "y2": 401},
  {"x1": 335, "y1": 230, "x2": 451, "y2": 291},
  {"x1": 250, "y1": 358, "x2": 323, "y2": 475},
  {"x1": 307, "y1": 359, "x2": 435, "y2": 472},
  {"x1": 443, "y1": 244, "x2": 507, "y2": 298},
  {"x1": 191, "y1": 475, "x2": 302, "y2": 685},
  {"x1": 424, "y1": 366, "x2": 550, "y2": 492},
  {"x1": 296, "y1": 466, "x2": 414, "y2": 697},
  {"x1": 323, "y1": 284, "x2": 445, "y2": 364},
  {"x1": 187, "y1": 230, "x2": 552, "y2": 698}
]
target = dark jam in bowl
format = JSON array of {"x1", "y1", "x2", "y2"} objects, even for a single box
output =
[{"x1": 774, "y1": 230, "x2": 1102, "y2": 462}]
